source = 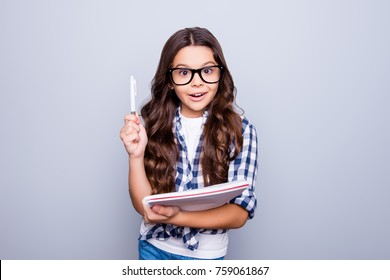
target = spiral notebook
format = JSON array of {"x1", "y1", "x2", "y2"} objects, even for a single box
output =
[{"x1": 143, "y1": 180, "x2": 249, "y2": 211}]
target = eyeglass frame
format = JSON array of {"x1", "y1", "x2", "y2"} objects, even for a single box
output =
[{"x1": 168, "y1": 65, "x2": 224, "y2": 86}]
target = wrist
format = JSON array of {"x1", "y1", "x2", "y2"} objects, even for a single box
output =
[
  {"x1": 169, "y1": 209, "x2": 186, "y2": 227},
  {"x1": 129, "y1": 155, "x2": 145, "y2": 168},
  {"x1": 129, "y1": 153, "x2": 144, "y2": 161}
]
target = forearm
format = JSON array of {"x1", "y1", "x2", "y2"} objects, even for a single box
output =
[
  {"x1": 128, "y1": 157, "x2": 152, "y2": 215},
  {"x1": 169, "y1": 204, "x2": 249, "y2": 230}
]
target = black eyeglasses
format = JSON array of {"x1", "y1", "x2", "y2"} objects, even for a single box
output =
[{"x1": 168, "y1": 65, "x2": 223, "y2": 86}]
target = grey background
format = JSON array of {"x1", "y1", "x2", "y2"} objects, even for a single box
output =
[{"x1": 1, "y1": 0, "x2": 389, "y2": 259}]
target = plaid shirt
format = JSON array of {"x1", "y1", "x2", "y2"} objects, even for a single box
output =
[{"x1": 140, "y1": 109, "x2": 258, "y2": 251}]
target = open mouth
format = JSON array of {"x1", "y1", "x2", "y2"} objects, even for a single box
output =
[{"x1": 189, "y1": 92, "x2": 206, "y2": 98}]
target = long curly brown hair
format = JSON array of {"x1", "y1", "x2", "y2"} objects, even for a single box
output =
[{"x1": 141, "y1": 27, "x2": 243, "y2": 194}]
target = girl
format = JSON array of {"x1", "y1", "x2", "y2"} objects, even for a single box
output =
[{"x1": 120, "y1": 27, "x2": 258, "y2": 260}]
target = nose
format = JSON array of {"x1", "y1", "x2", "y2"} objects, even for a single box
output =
[{"x1": 191, "y1": 71, "x2": 203, "y2": 86}]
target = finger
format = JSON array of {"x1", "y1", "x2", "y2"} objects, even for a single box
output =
[
  {"x1": 143, "y1": 203, "x2": 167, "y2": 222},
  {"x1": 151, "y1": 205, "x2": 179, "y2": 218},
  {"x1": 120, "y1": 121, "x2": 141, "y2": 138},
  {"x1": 122, "y1": 134, "x2": 140, "y2": 147},
  {"x1": 124, "y1": 114, "x2": 141, "y2": 125},
  {"x1": 124, "y1": 122, "x2": 140, "y2": 135},
  {"x1": 120, "y1": 127, "x2": 140, "y2": 143}
]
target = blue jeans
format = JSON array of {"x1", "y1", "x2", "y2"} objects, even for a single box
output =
[{"x1": 138, "y1": 240, "x2": 224, "y2": 260}]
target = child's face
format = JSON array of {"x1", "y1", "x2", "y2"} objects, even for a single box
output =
[{"x1": 171, "y1": 46, "x2": 219, "y2": 118}]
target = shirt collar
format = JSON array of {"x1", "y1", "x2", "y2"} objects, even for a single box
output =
[{"x1": 174, "y1": 107, "x2": 209, "y2": 125}]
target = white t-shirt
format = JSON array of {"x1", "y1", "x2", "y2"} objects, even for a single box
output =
[{"x1": 180, "y1": 113, "x2": 203, "y2": 163}]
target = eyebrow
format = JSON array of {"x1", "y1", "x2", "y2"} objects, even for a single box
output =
[{"x1": 173, "y1": 61, "x2": 217, "y2": 68}]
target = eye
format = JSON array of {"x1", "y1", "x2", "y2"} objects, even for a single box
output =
[
  {"x1": 202, "y1": 67, "x2": 213, "y2": 75},
  {"x1": 178, "y1": 69, "x2": 190, "y2": 76}
]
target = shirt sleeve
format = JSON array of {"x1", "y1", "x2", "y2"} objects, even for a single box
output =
[{"x1": 228, "y1": 117, "x2": 258, "y2": 219}]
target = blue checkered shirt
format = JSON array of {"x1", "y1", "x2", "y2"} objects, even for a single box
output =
[{"x1": 139, "y1": 109, "x2": 258, "y2": 251}]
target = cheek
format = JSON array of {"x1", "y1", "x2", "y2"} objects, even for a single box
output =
[
  {"x1": 173, "y1": 89, "x2": 186, "y2": 102},
  {"x1": 209, "y1": 85, "x2": 219, "y2": 97}
]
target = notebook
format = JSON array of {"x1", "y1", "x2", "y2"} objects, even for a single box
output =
[{"x1": 143, "y1": 180, "x2": 249, "y2": 211}]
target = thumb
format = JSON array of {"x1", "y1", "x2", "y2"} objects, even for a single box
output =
[{"x1": 135, "y1": 113, "x2": 145, "y2": 128}]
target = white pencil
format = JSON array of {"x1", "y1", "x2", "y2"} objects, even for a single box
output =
[{"x1": 130, "y1": 75, "x2": 137, "y2": 115}]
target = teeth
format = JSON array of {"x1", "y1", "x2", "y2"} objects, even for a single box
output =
[{"x1": 192, "y1": 93, "x2": 203, "y2": 97}]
